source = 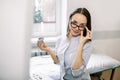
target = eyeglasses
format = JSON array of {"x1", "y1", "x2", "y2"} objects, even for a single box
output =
[{"x1": 70, "y1": 21, "x2": 86, "y2": 30}]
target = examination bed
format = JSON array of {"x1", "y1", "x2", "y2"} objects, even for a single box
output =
[{"x1": 30, "y1": 52, "x2": 120, "y2": 80}]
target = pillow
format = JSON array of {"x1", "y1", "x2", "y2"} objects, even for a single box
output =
[{"x1": 87, "y1": 53, "x2": 120, "y2": 74}]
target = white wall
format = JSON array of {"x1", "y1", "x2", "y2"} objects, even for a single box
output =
[
  {"x1": 0, "y1": 0, "x2": 33, "y2": 80},
  {"x1": 68, "y1": 0, "x2": 120, "y2": 61}
]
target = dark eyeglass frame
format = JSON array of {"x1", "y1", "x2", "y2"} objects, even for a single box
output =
[{"x1": 70, "y1": 21, "x2": 86, "y2": 30}]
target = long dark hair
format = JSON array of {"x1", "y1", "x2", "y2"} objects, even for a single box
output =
[{"x1": 67, "y1": 8, "x2": 91, "y2": 37}]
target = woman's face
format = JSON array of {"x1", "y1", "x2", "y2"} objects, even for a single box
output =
[{"x1": 69, "y1": 13, "x2": 87, "y2": 36}]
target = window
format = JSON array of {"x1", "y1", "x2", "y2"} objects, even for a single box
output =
[
  {"x1": 32, "y1": 0, "x2": 61, "y2": 37},
  {"x1": 34, "y1": 0, "x2": 56, "y2": 23}
]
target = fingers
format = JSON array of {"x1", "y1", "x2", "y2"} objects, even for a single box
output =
[
  {"x1": 85, "y1": 26, "x2": 90, "y2": 31},
  {"x1": 85, "y1": 26, "x2": 92, "y2": 39},
  {"x1": 88, "y1": 31, "x2": 92, "y2": 39},
  {"x1": 80, "y1": 30, "x2": 83, "y2": 37},
  {"x1": 87, "y1": 30, "x2": 92, "y2": 39},
  {"x1": 40, "y1": 43, "x2": 44, "y2": 48},
  {"x1": 37, "y1": 41, "x2": 40, "y2": 47},
  {"x1": 37, "y1": 41, "x2": 44, "y2": 48}
]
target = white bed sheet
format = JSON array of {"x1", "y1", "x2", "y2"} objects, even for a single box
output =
[
  {"x1": 30, "y1": 53, "x2": 120, "y2": 80},
  {"x1": 30, "y1": 55, "x2": 60, "y2": 80}
]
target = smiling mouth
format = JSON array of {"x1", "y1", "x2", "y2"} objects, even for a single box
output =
[{"x1": 72, "y1": 28, "x2": 79, "y2": 34}]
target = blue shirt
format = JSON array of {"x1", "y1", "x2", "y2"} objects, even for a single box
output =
[{"x1": 55, "y1": 35, "x2": 92, "y2": 80}]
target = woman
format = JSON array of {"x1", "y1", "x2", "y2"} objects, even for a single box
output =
[{"x1": 37, "y1": 8, "x2": 92, "y2": 80}]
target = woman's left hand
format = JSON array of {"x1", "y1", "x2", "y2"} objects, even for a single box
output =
[{"x1": 79, "y1": 26, "x2": 92, "y2": 44}]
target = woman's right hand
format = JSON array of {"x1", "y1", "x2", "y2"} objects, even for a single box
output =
[{"x1": 37, "y1": 41, "x2": 50, "y2": 51}]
